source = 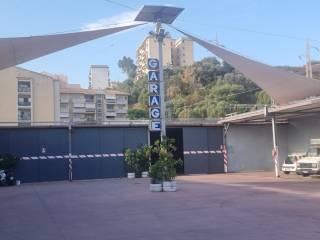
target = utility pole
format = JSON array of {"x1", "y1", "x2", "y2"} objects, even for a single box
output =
[{"x1": 305, "y1": 40, "x2": 313, "y2": 78}]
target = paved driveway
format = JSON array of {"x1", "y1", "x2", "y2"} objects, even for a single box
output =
[{"x1": 1, "y1": 172, "x2": 319, "y2": 240}]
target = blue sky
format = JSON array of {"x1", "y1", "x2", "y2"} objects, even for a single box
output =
[{"x1": 1, "y1": 0, "x2": 320, "y2": 87}]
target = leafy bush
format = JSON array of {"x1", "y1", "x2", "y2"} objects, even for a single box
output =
[
  {"x1": 124, "y1": 145, "x2": 152, "y2": 175},
  {"x1": 124, "y1": 148, "x2": 138, "y2": 173},
  {"x1": 149, "y1": 161, "x2": 163, "y2": 184},
  {"x1": 135, "y1": 145, "x2": 151, "y2": 172},
  {"x1": 0, "y1": 154, "x2": 20, "y2": 170},
  {"x1": 150, "y1": 138, "x2": 182, "y2": 182}
]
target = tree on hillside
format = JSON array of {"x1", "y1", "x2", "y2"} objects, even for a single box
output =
[
  {"x1": 118, "y1": 56, "x2": 137, "y2": 79},
  {"x1": 256, "y1": 91, "x2": 271, "y2": 105}
]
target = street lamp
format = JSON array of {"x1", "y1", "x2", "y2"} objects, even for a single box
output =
[{"x1": 135, "y1": 5, "x2": 184, "y2": 140}]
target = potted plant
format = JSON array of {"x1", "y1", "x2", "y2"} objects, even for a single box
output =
[
  {"x1": 124, "y1": 148, "x2": 137, "y2": 179},
  {"x1": 136, "y1": 145, "x2": 151, "y2": 178},
  {"x1": 150, "y1": 138, "x2": 181, "y2": 192},
  {"x1": 0, "y1": 154, "x2": 20, "y2": 186},
  {"x1": 149, "y1": 160, "x2": 162, "y2": 192}
]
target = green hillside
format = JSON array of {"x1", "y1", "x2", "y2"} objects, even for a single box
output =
[{"x1": 114, "y1": 56, "x2": 277, "y2": 119}]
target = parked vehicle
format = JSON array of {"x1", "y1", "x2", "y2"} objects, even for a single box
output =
[
  {"x1": 296, "y1": 139, "x2": 320, "y2": 177},
  {"x1": 0, "y1": 169, "x2": 16, "y2": 186},
  {"x1": 281, "y1": 153, "x2": 304, "y2": 174}
]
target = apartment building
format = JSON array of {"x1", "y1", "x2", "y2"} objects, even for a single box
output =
[
  {"x1": 0, "y1": 67, "x2": 129, "y2": 125},
  {"x1": 88, "y1": 65, "x2": 110, "y2": 89},
  {"x1": 172, "y1": 38, "x2": 194, "y2": 67},
  {"x1": 0, "y1": 67, "x2": 60, "y2": 125},
  {"x1": 136, "y1": 36, "x2": 194, "y2": 78},
  {"x1": 60, "y1": 82, "x2": 129, "y2": 123}
]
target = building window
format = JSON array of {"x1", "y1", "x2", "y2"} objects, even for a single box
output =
[
  {"x1": 18, "y1": 96, "x2": 31, "y2": 106},
  {"x1": 18, "y1": 80, "x2": 31, "y2": 92},
  {"x1": 18, "y1": 109, "x2": 31, "y2": 121},
  {"x1": 85, "y1": 94, "x2": 94, "y2": 103}
]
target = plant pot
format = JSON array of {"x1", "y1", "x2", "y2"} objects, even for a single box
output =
[
  {"x1": 149, "y1": 183, "x2": 162, "y2": 192},
  {"x1": 162, "y1": 181, "x2": 177, "y2": 192},
  {"x1": 141, "y1": 171, "x2": 149, "y2": 178},
  {"x1": 127, "y1": 172, "x2": 135, "y2": 179}
]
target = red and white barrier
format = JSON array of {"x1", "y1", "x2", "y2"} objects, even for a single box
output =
[
  {"x1": 183, "y1": 149, "x2": 223, "y2": 155},
  {"x1": 220, "y1": 145, "x2": 228, "y2": 173},
  {"x1": 21, "y1": 153, "x2": 125, "y2": 160}
]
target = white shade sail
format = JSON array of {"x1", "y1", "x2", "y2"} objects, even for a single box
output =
[
  {"x1": 0, "y1": 23, "x2": 144, "y2": 71},
  {"x1": 173, "y1": 26, "x2": 320, "y2": 105}
]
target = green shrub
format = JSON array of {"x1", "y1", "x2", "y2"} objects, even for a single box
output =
[
  {"x1": 0, "y1": 154, "x2": 20, "y2": 170},
  {"x1": 149, "y1": 137, "x2": 182, "y2": 182},
  {"x1": 124, "y1": 148, "x2": 138, "y2": 173},
  {"x1": 135, "y1": 145, "x2": 151, "y2": 172}
]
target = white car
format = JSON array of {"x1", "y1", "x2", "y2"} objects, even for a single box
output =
[{"x1": 282, "y1": 153, "x2": 304, "y2": 174}]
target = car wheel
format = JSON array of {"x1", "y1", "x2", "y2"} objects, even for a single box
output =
[
  {"x1": 284, "y1": 171, "x2": 290, "y2": 174},
  {"x1": 302, "y1": 173, "x2": 309, "y2": 177}
]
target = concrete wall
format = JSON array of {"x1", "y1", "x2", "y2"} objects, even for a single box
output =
[
  {"x1": 287, "y1": 114, "x2": 320, "y2": 153},
  {"x1": 226, "y1": 124, "x2": 288, "y2": 172}
]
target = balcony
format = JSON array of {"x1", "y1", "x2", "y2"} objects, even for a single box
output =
[
  {"x1": 72, "y1": 108, "x2": 85, "y2": 113},
  {"x1": 106, "y1": 99, "x2": 116, "y2": 104},
  {"x1": 73, "y1": 103, "x2": 85, "y2": 108},
  {"x1": 18, "y1": 101, "x2": 31, "y2": 107},
  {"x1": 60, "y1": 112, "x2": 69, "y2": 118},
  {"x1": 85, "y1": 108, "x2": 95, "y2": 113},
  {"x1": 106, "y1": 112, "x2": 117, "y2": 117},
  {"x1": 85, "y1": 103, "x2": 96, "y2": 109},
  {"x1": 18, "y1": 86, "x2": 31, "y2": 93},
  {"x1": 116, "y1": 108, "x2": 128, "y2": 114},
  {"x1": 116, "y1": 99, "x2": 127, "y2": 105}
]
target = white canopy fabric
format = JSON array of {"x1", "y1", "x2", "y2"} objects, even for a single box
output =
[
  {"x1": 0, "y1": 23, "x2": 144, "y2": 71},
  {"x1": 173, "y1": 26, "x2": 320, "y2": 105}
]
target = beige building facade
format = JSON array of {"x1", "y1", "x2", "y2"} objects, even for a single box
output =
[
  {"x1": 0, "y1": 67, "x2": 129, "y2": 125},
  {"x1": 136, "y1": 36, "x2": 194, "y2": 79},
  {"x1": 0, "y1": 67, "x2": 60, "y2": 125},
  {"x1": 60, "y1": 82, "x2": 129, "y2": 123},
  {"x1": 89, "y1": 65, "x2": 110, "y2": 90}
]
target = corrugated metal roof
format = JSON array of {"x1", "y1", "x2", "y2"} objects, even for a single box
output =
[{"x1": 219, "y1": 97, "x2": 320, "y2": 124}]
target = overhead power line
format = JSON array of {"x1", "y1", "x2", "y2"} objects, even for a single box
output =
[
  {"x1": 175, "y1": 19, "x2": 320, "y2": 43},
  {"x1": 103, "y1": 0, "x2": 137, "y2": 10}
]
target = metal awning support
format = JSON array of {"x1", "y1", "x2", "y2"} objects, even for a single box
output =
[
  {"x1": 265, "y1": 106, "x2": 280, "y2": 178},
  {"x1": 271, "y1": 115, "x2": 280, "y2": 177}
]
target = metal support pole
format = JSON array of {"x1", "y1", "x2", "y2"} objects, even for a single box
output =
[
  {"x1": 271, "y1": 116, "x2": 280, "y2": 178},
  {"x1": 223, "y1": 123, "x2": 230, "y2": 173},
  {"x1": 155, "y1": 21, "x2": 166, "y2": 140},
  {"x1": 68, "y1": 123, "x2": 73, "y2": 181}
]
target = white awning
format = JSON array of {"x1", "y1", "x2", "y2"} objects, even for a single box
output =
[
  {"x1": 173, "y1": 26, "x2": 320, "y2": 105},
  {"x1": 0, "y1": 23, "x2": 144, "y2": 71}
]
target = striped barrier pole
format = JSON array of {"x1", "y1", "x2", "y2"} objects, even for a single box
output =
[
  {"x1": 221, "y1": 145, "x2": 228, "y2": 173},
  {"x1": 272, "y1": 147, "x2": 279, "y2": 177},
  {"x1": 68, "y1": 153, "x2": 73, "y2": 181}
]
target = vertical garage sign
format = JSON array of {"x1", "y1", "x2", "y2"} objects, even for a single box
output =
[{"x1": 148, "y1": 58, "x2": 161, "y2": 131}]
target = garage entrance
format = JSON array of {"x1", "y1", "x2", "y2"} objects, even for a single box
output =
[{"x1": 150, "y1": 126, "x2": 224, "y2": 175}]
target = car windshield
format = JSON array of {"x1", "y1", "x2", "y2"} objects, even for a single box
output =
[
  {"x1": 307, "y1": 147, "x2": 320, "y2": 157},
  {"x1": 285, "y1": 156, "x2": 295, "y2": 164}
]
